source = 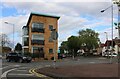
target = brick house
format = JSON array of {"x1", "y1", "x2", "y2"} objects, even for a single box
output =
[{"x1": 22, "y1": 12, "x2": 60, "y2": 60}]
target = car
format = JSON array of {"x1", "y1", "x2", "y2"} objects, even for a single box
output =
[
  {"x1": 6, "y1": 52, "x2": 32, "y2": 63},
  {"x1": 104, "y1": 53, "x2": 118, "y2": 57}
]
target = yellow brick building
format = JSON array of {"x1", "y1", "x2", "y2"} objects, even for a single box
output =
[{"x1": 22, "y1": 12, "x2": 60, "y2": 60}]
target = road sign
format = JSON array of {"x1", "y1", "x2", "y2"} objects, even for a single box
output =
[{"x1": 51, "y1": 30, "x2": 58, "y2": 40}]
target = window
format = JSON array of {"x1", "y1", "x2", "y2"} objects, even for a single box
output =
[
  {"x1": 32, "y1": 22, "x2": 44, "y2": 29},
  {"x1": 23, "y1": 37, "x2": 29, "y2": 46},
  {"x1": 49, "y1": 25, "x2": 53, "y2": 31},
  {"x1": 32, "y1": 34, "x2": 44, "y2": 40},
  {"x1": 49, "y1": 49, "x2": 53, "y2": 53},
  {"x1": 23, "y1": 26, "x2": 28, "y2": 35}
]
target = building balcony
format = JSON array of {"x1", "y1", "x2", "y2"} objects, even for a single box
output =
[
  {"x1": 31, "y1": 40, "x2": 44, "y2": 45},
  {"x1": 31, "y1": 28, "x2": 44, "y2": 33}
]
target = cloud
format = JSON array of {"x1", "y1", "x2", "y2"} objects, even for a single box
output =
[{"x1": 1, "y1": 1, "x2": 118, "y2": 47}]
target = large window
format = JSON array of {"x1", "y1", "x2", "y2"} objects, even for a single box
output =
[
  {"x1": 32, "y1": 22, "x2": 44, "y2": 32},
  {"x1": 23, "y1": 37, "x2": 29, "y2": 46},
  {"x1": 32, "y1": 47, "x2": 44, "y2": 58},
  {"x1": 32, "y1": 34, "x2": 44, "y2": 40},
  {"x1": 22, "y1": 26, "x2": 28, "y2": 35},
  {"x1": 31, "y1": 34, "x2": 44, "y2": 45}
]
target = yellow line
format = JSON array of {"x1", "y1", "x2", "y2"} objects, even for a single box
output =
[{"x1": 29, "y1": 68, "x2": 53, "y2": 79}]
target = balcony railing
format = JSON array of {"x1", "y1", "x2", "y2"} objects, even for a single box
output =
[
  {"x1": 31, "y1": 40, "x2": 44, "y2": 45},
  {"x1": 31, "y1": 28, "x2": 44, "y2": 33}
]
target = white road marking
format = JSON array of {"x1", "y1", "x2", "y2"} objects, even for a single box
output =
[
  {"x1": 45, "y1": 65, "x2": 51, "y2": 67},
  {"x1": 0, "y1": 66, "x2": 10, "y2": 70},
  {"x1": 0, "y1": 65, "x2": 20, "y2": 70},
  {"x1": 8, "y1": 73, "x2": 34, "y2": 76},
  {"x1": 89, "y1": 62, "x2": 95, "y2": 63},
  {"x1": 16, "y1": 70, "x2": 28, "y2": 72},
  {"x1": 1, "y1": 68, "x2": 17, "y2": 78}
]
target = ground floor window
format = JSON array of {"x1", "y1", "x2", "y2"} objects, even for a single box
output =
[
  {"x1": 32, "y1": 46, "x2": 44, "y2": 58},
  {"x1": 49, "y1": 49, "x2": 53, "y2": 53}
]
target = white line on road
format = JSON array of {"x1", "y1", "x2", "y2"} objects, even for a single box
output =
[
  {"x1": 1, "y1": 68, "x2": 17, "y2": 78},
  {"x1": 0, "y1": 65, "x2": 21, "y2": 70},
  {"x1": 0, "y1": 66, "x2": 10, "y2": 70},
  {"x1": 89, "y1": 62, "x2": 95, "y2": 63},
  {"x1": 8, "y1": 73, "x2": 34, "y2": 76},
  {"x1": 15, "y1": 70, "x2": 28, "y2": 72}
]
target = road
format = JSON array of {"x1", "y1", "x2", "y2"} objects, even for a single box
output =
[{"x1": 1, "y1": 56, "x2": 118, "y2": 79}]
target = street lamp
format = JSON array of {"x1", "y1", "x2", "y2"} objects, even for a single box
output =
[
  {"x1": 104, "y1": 32, "x2": 109, "y2": 50},
  {"x1": 101, "y1": 4, "x2": 113, "y2": 63},
  {"x1": 4, "y1": 22, "x2": 15, "y2": 50}
]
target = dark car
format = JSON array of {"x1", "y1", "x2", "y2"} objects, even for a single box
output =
[{"x1": 6, "y1": 52, "x2": 32, "y2": 63}]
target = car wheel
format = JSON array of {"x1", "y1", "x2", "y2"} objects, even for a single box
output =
[
  {"x1": 19, "y1": 59, "x2": 23, "y2": 63},
  {"x1": 27, "y1": 60, "x2": 31, "y2": 63},
  {"x1": 6, "y1": 58, "x2": 10, "y2": 62}
]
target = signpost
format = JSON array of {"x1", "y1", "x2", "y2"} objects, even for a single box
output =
[{"x1": 51, "y1": 29, "x2": 58, "y2": 68}]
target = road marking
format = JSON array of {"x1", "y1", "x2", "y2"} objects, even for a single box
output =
[
  {"x1": 1, "y1": 68, "x2": 17, "y2": 78},
  {"x1": 15, "y1": 70, "x2": 28, "y2": 72},
  {"x1": 29, "y1": 68, "x2": 47, "y2": 77},
  {"x1": 45, "y1": 65, "x2": 51, "y2": 67},
  {"x1": 89, "y1": 62, "x2": 95, "y2": 63},
  {"x1": 8, "y1": 73, "x2": 34, "y2": 76},
  {"x1": 0, "y1": 65, "x2": 10, "y2": 70}
]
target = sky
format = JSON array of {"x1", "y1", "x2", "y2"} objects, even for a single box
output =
[{"x1": 0, "y1": 0, "x2": 119, "y2": 48}]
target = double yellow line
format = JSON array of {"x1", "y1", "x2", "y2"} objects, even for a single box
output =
[{"x1": 29, "y1": 68, "x2": 53, "y2": 79}]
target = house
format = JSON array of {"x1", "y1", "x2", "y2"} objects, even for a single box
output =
[
  {"x1": 22, "y1": 12, "x2": 60, "y2": 60},
  {"x1": 102, "y1": 39, "x2": 120, "y2": 56}
]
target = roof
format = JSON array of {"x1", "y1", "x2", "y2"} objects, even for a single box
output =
[
  {"x1": 104, "y1": 40, "x2": 115, "y2": 46},
  {"x1": 26, "y1": 12, "x2": 60, "y2": 26}
]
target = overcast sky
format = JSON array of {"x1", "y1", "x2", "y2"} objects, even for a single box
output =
[{"x1": 0, "y1": 0, "x2": 119, "y2": 47}]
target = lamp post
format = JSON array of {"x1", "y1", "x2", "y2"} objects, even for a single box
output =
[
  {"x1": 101, "y1": 4, "x2": 113, "y2": 63},
  {"x1": 104, "y1": 32, "x2": 109, "y2": 50},
  {"x1": 4, "y1": 22, "x2": 15, "y2": 51}
]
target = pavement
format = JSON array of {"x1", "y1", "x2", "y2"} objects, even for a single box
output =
[
  {"x1": 36, "y1": 63, "x2": 119, "y2": 78},
  {"x1": 1, "y1": 56, "x2": 119, "y2": 79}
]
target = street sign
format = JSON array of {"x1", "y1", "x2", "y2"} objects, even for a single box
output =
[{"x1": 51, "y1": 30, "x2": 58, "y2": 40}]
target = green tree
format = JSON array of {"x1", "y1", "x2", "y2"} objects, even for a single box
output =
[
  {"x1": 67, "y1": 36, "x2": 82, "y2": 59},
  {"x1": 78, "y1": 29, "x2": 99, "y2": 53},
  {"x1": 59, "y1": 41, "x2": 68, "y2": 54},
  {"x1": 15, "y1": 43, "x2": 22, "y2": 52}
]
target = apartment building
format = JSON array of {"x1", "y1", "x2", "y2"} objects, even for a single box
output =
[{"x1": 22, "y1": 12, "x2": 60, "y2": 60}]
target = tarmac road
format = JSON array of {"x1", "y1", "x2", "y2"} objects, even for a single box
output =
[{"x1": 1, "y1": 56, "x2": 118, "y2": 79}]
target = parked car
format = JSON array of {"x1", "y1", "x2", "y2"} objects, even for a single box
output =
[
  {"x1": 6, "y1": 52, "x2": 32, "y2": 63},
  {"x1": 105, "y1": 53, "x2": 118, "y2": 57}
]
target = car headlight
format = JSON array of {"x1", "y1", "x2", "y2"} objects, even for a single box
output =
[{"x1": 23, "y1": 57, "x2": 27, "y2": 59}]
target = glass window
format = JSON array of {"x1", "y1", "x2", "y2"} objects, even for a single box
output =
[
  {"x1": 32, "y1": 34, "x2": 44, "y2": 40},
  {"x1": 23, "y1": 27, "x2": 28, "y2": 35},
  {"x1": 32, "y1": 22, "x2": 44, "y2": 29},
  {"x1": 49, "y1": 25, "x2": 53, "y2": 31},
  {"x1": 49, "y1": 49, "x2": 53, "y2": 53},
  {"x1": 23, "y1": 37, "x2": 29, "y2": 46}
]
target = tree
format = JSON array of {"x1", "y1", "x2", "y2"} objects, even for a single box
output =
[
  {"x1": 15, "y1": 43, "x2": 22, "y2": 52},
  {"x1": 59, "y1": 41, "x2": 68, "y2": 54},
  {"x1": 67, "y1": 36, "x2": 82, "y2": 59},
  {"x1": 78, "y1": 29, "x2": 99, "y2": 53},
  {"x1": 0, "y1": 34, "x2": 10, "y2": 47}
]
